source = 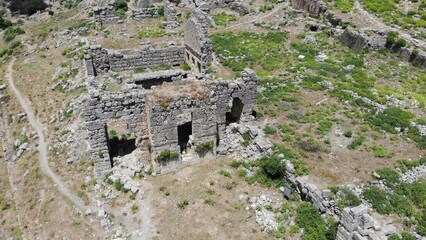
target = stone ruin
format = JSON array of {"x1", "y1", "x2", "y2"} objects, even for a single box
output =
[
  {"x1": 184, "y1": 10, "x2": 212, "y2": 74},
  {"x1": 93, "y1": 0, "x2": 181, "y2": 26},
  {"x1": 84, "y1": 10, "x2": 257, "y2": 178},
  {"x1": 290, "y1": 0, "x2": 327, "y2": 18}
]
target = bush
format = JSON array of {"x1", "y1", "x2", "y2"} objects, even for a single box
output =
[
  {"x1": 317, "y1": 119, "x2": 333, "y2": 134},
  {"x1": 9, "y1": 40, "x2": 21, "y2": 49},
  {"x1": 178, "y1": 200, "x2": 189, "y2": 209},
  {"x1": 263, "y1": 124, "x2": 276, "y2": 135},
  {"x1": 213, "y1": 12, "x2": 237, "y2": 26},
  {"x1": 374, "y1": 168, "x2": 400, "y2": 187},
  {"x1": 296, "y1": 202, "x2": 327, "y2": 240},
  {"x1": 257, "y1": 155, "x2": 286, "y2": 180},
  {"x1": 0, "y1": 9, "x2": 12, "y2": 30},
  {"x1": 347, "y1": 135, "x2": 366, "y2": 149},
  {"x1": 195, "y1": 141, "x2": 214, "y2": 153},
  {"x1": 113, "y1": 0, "x2": 128, "y2": 12},
  {"x1": 156, "y1": 149, "x2": 179, "y2": 162},
  {"x1": 3, "y1": 27, "x2": 25, "y2": 42},
  {"x1": 8, "y1": 0, "x2": 48, "y2": 15},
  {"x1": 363, "y1": 185, "x2": 393, "y2": 214},
  {"x1": 299, "y1": 138, "x2": 320, "y2": 152},
  {"x1": 338, "y1": 188, "x2": 362, "y2": 208},
  {"x1": 369, "y1": 107, "x2": 413, "y2": 133},
  {"x1": 343, "y1": 130, "x2": 352, "y2": 138}
]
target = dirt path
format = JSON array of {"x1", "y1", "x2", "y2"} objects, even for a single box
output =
[
  {"x1": 354, "y1": 0, "x2": 426, "y2": 50},
  {"x1": 5, "y1": 58, "x2": 87, "y2": 211}
]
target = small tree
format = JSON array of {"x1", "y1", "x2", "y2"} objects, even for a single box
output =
[{"x1": 8, "y1": 0, "x2": 48, "y2": 15}]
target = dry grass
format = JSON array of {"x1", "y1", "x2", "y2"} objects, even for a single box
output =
[{"x1": 143, "y1": 156, "x2": 283, "y2": 240}]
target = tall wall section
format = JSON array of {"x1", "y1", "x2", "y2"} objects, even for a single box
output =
[
  {"x1": 84, "y1": 46, "x2": 185, "y2": 76},
  {"x1": 85, "y1": 91, "x2": 147, "y2": 177}
]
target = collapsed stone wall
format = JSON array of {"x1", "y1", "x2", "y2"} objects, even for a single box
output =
[
  {"x1": 132, "y1": 5, "x2": 164, "y2": 19},
  {"x1": 93, "y1": 5, "x2": 120, "y2": 26},
  {"x1": 291, "y1": 0, "x2": 327, "y2": 18},
  {"x1": 84, "y1": 45, "x2": 185, "y2": 76},
  {"x1": 184, "y1": 10, "x2": 212, "y2": 74},
  {"x1": 164, "y1": 0, "x2": 180, "y2": 27},
  {"x1": 340, "y1": 28, "x2": 426, "y2": 69},
  {"x1": 337, "y1": 205, "x2": 392, "y2": 240},
  {"x1": 85, "y1": 90, "x2": 147, "y2": 177}
]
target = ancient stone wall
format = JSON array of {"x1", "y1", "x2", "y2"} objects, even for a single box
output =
[
  {"x1": 184, "y1": 10, "x2": 212, "y2": 74},
  {"x1": 93, "y1": 5, "x2": 120, "y2": 26},
  {"x1": 214, "y1": 69, "x2": 258, "y2": 141},
  {"x1": 337, "y1": 205, "x2": 391, "y2": 240},
  {"x1": 85, "y1": 90, "x2": 147, "y2": 177},
  {"x1": 127, "y1": 69, "x2": 187, "y2": 89},
  {"x1": 291, "y1": 0, "x2": 327, "y2": 18},
  {"x1": 84, "y1": 45, "x2": 185, "y2": 75},
  {"x1": 340, "y1": 28, "x2": 386, "y2": 50},
  {"x1": 132, "y1": 6, "x2": 164, "y2": 19},
  {"x1": 164, "y1": 0, "x2": 180, "y2": 27}
]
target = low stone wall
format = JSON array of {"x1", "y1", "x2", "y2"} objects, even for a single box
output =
[
  {"x1": 291, "y1": 0, "x2": 327, "y2": 18},
  {"x1": 84, "y1": 45, "x2": 185, "y2": 75},
  {"x1": 93, "y1": 5, "x2": 120, "y2": 26},
  {"x1": 132, "y1": 5, "x2": 163, "y2": 19}
]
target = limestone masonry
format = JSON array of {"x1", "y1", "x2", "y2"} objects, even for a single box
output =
[{"x1": 84, "y1": 10, "x2": 257, "y2": 178}]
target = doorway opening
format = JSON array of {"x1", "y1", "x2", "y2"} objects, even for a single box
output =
[
  {"x1": 106, "y1": 120, "x2": 136, "y2": 163},
  {"x1": 226, "y1": 97, "x2": 244, "y2": 126},
  {"x1": 178, "y1": 121, "x2": 192, "y2": 153}
]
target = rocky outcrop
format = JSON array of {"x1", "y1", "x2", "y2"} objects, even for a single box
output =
[
  {"x1": 340, "y1": 28, "x2": 386, "y2": 50},
  {"x1": 291, "y1": 0, "x2": 327, "y2": 18}
]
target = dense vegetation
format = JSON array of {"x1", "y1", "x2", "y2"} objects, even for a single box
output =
[
  {"x1": 363, "y1": 157, "x2": 426, "y2": 236},
  {"x1": 8, "y1": 0, "x2": 48, "y2": 15}
]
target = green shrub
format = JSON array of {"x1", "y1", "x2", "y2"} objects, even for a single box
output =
[
  {"x1": 299, "y1": 138, "x2": 320, "y2": 152},
  {"x1": 317, "y1": 119, "x2": 333, "y2": 134},
  {"x1": 0, "y1": 9, "x2": 12, "y2": 30},
  {"x1": 374, "y1": 167, "x2": 400, "y2": 187},
  {"x1": 178, "y1": 199, "x2": 189, "y2": 209},
  {"x1": 195, "y1": 141, "x2": 214, "y2": 153},
  {"x1": 347, "y1": 135, "x2": 366, "y2": 149},
  {"x1": 230, "y1": 160, "x2": 243, "y2": 168},
  {"x1": 363, "y1": 185, "x2": 393, "y2": 214},
  {"x1": 3, "y1": 27, "x2": 25, "y2": 42},
  {"x1": 296, "y1": 202, "x2": 327, "y2": 240},
  {"x1": 218, "y1": 169, "x2": 232, "y2": 177},
  {"x1": 343, "y1": 130, "x2": 353, "y2": 138},
  {"x1": 263, "y1": 124, "x2": 276, "y2": 135},
  {"x1": 181, "y1": 63, "x2": 191, "y2": 71},
  {"x1": 257, "y1": 155, "x2": 286, "y2": 180},
  {"x1": 338, "y1": 187, "x2": 362, "y2": 208},
  {"x1": 156, "y1": 149, "x2": 179, "y2": 162},
  {"x1": 369, "y1": 107, "x2": 413, "y2": 133},
  {"x1": 213, "y1": 12, "x2": 237, "y2": 26},
  {"x1": 131, "y1": 204, "x2": 138, "y2": 213},
  {"x1": 9, "y1": 40, "x2": 21, "y2": 49}
]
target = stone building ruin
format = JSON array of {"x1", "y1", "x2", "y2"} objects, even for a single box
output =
[{"x1": 84, "y1": 10, "x2": 257, "y2": 178}]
